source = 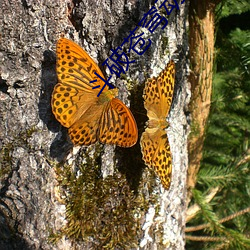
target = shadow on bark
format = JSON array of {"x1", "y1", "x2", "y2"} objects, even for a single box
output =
[
  {"x1": 116, "y1": 81, "x2": 147, "y2": 191},
  {"x1": 0, "y1": 209, "x2": 33, "y2": 250},
  {"x1": 39, "y1": 50, "x2": 73, "y2": 161}
]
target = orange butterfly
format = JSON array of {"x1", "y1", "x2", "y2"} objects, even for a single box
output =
[
  {"x1": 140, "y1": 61, "x2": 175, "y2": 189},
  {"x1": 51, "y1": 38, "x2": 138, "y2": 147}
]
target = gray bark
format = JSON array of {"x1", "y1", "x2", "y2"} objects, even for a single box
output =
[{"x1": 0, "y1": 0, "x2": 189, "y2": 249}]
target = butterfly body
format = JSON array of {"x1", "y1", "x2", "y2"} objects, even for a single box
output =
[
  {"x1": 98, "y1": 88, "x2": 118, "y2": 103},
  {"x1": 52, "y1": 38, "x2": 138, "y2": 147},
  {"x1": 140, "y1": 60, "x2": 175, "y2": 190},
  {"x1": 147, "y1": 117, "x2": 169, "y2": 130}
]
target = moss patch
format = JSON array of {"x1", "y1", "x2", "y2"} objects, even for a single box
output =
[{"x1": 51, "y1": 153, "x2": 154, "y2": 249}]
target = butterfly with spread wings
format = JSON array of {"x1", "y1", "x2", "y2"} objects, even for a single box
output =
[{"x1": 51, "y1": 38, "x2": 138, "y2": 147}]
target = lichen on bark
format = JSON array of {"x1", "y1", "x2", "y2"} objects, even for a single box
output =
[{"x1": 0, "y1": 1, "x2": 189, "y2": 249}]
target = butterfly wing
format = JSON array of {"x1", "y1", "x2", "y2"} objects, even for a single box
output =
[
  {"x1": 56, "y1": 38, "x2": 107, "y2": 92},
  {"x1": 52, "y1": 38, "x2": 109, "y2": 129},
  {"x1": 140, "y1": 60, "x2": 175, "y2": 189},
  {"x1": 143, "y1": 60, "x2": 175, "y2": 120},
  {"x1": 68, "y1": 102, "x2": 104, "y2": 145},
  {"x1": 140, "y1": 128, "x2": 172, "y2": 190},
  {"x1": 52, "y1": 38, "x2": 138, "y2": 147},
  {"x1": 52, "y1": 83, "x2": 99, "y2": 128},
  {"x1": 98, "y1": 98, "x2": 138, "y2": 147}
]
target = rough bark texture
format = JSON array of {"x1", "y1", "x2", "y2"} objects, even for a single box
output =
[
  {"x1": 187, "y1": 0, "x2": 220, "y2": 203},
  {"x1": 0, "y1": 0, "x2": 189, "y2": 249}
]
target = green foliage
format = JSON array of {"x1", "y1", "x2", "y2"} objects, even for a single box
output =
[
  {"x1": 187, "y1": 1, "x2": 250, "y2": 249},
  {"x1": 218, "y1": 0, "x2": 250, "y2": 17},
  {"x1": 197, "y1": 165, "x2": 239, "y2": 188},
  {"x1": 192, "y1": 189, "x2": 225, "y2": 233}
]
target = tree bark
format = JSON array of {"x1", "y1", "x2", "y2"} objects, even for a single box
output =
[
  {"x1": 187, "y1": 0, "x2": 220, "y2": 204},
  {"x1": 0, "y1": 0, "x2": 189, "y2": 249}
]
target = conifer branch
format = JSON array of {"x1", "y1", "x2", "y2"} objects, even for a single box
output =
[
  {"x1": 236, "y1": 149, "x2": 250, "y2": 168},
  {"x1": 186, "y1": 206, "x2": 250, "y2": 232},
  {"x1": 186, "y1": 187, "x2": 219, "y2": 222},
  {"x1": 185, "y1": 235, "x2": 227, "y2": 242}
]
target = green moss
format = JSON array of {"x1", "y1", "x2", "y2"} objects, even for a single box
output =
[{"x1": 51, "y1": 151, "x2": 156, "y2": 248}]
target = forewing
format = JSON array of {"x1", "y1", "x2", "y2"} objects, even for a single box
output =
[
  {"x1": 52, "y1": 83, "x2": 99, "y2": 128},
  {"x1": 52, "y1": 38, "x2": 105, "y2": 128},
  {"x1": 56, "y1": 38, "x2": 107, "y2": 92},
  {"x1": 143, "y1": 60, "x2": 175, "y2": 119}
]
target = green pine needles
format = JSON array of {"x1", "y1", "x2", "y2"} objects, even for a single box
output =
[{"x1": 186, "y1": 1, "x2": 250, "y2": 249}]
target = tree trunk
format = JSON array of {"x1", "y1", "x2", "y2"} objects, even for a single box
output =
[
  {"x1": 0, "y1": 0, "x2": 189, "y2": 249},
  {"x1": 187, "y1": 0, "x2": 220, "y2": 203}
]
